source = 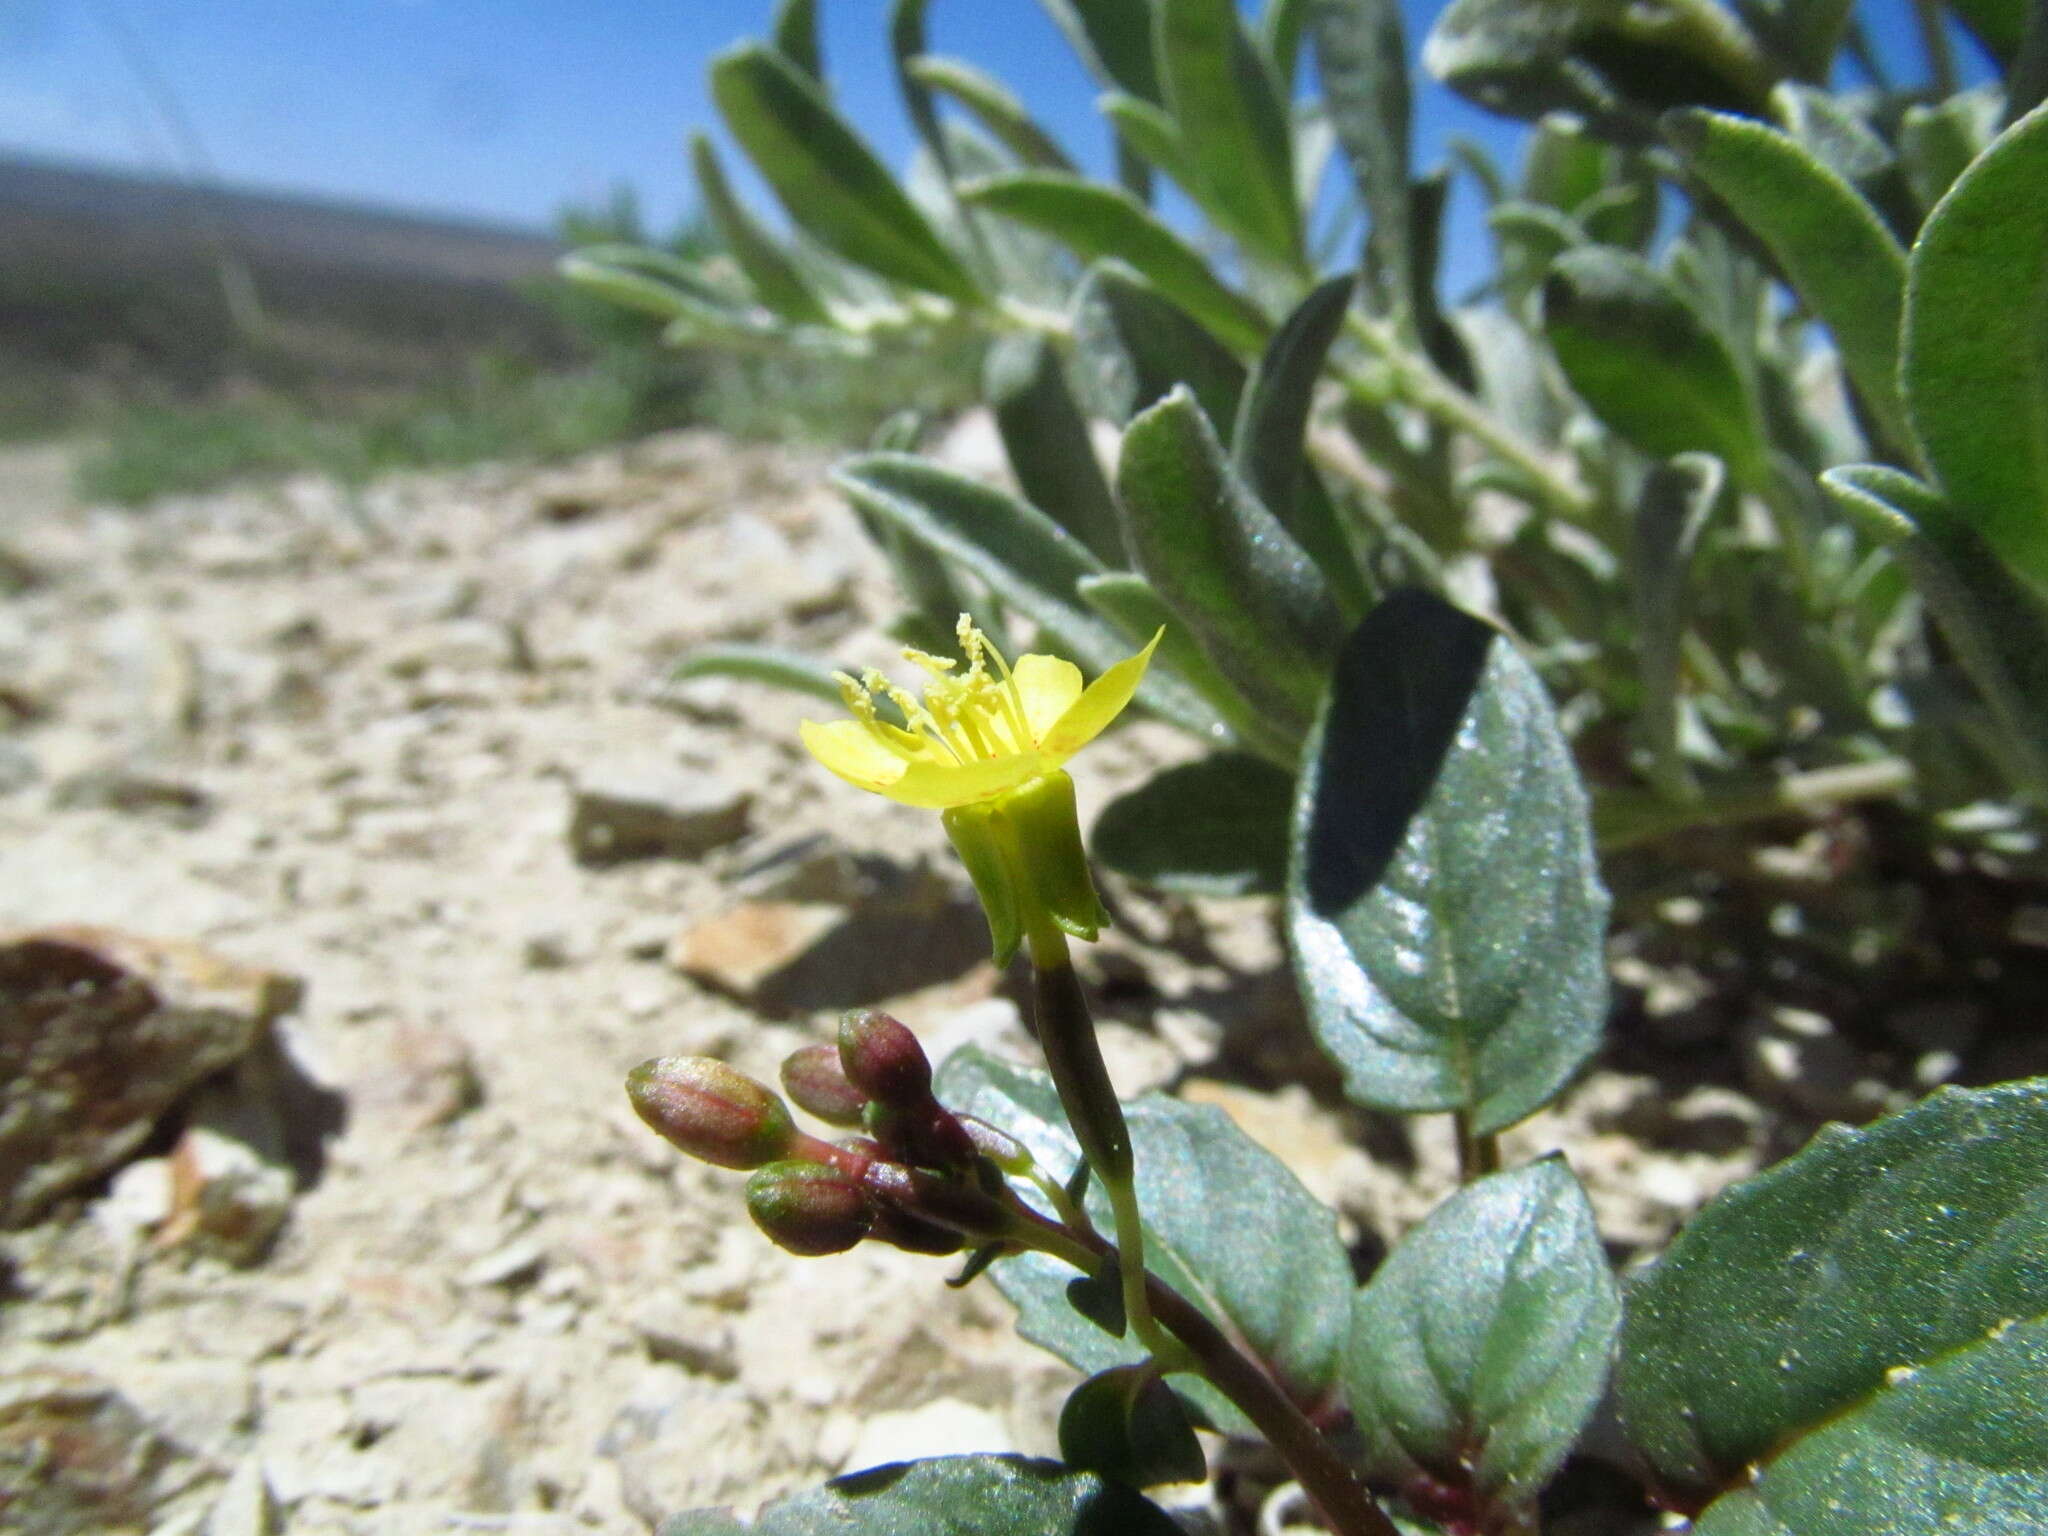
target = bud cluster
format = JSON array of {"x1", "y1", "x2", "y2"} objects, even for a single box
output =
[{"x1": 627, "y1": 1010, "x2": 1030, "y2": 1264}]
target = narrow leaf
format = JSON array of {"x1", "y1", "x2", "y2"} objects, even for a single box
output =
[
  {"x1": 771, "y1": 0, "x2": 823, "y2": 82},
  {"x1": 1076, "y1": 572, "x2": 1267, "y2": 750},
  {"x1": 909, "y1": 56, "x2": 1077, "y2": 171},
  {"x1": 1901, "y1": 101, "x2": 2048, "y2": 590},
  {"x1": 1632, "y1": 454, "x2": 1725, "y2": 798},
  {"x1": 1288, "y1": 589, "x2": 1610, "y2": 1133},
  {"x1": 689, "y1": 134, "x2": 832, "y2": 325},
  {"x1": 1898, "y1": 89, "x2": 2000, "y2": 215},
  {"x1": 1344, "y1": 1158, "x2": 1620, "y2": 1516},
  {"x1": 962, "y1": 172, "x2": 1270, "y2": 353},
  {"x1": 712, "y1": 43, "x2": 981, "y2": 305},
  {"x1": 1069, "y1": 263, "x2": 1247, "y2": 434},
  {"x1": 671, "y1": 645, "x2": 855, "y2": 712},
  {"x1": 1542, "y1": 247, "x2": 1765, "y2": 485},
  {"x1": 1307, "y1": 0, "x2": 1411, "y2": 315},
  {"x1": 1092, "y1": 752, "x2": 1295, "y2": 895},
  {"x1": 935, "y1": 1048, "x2": 1356, "y2": 1436},
  {"x1": 1097, "y1": 92, "x2": 1201, "y2": 189},
  {"x1": 1117, "y1": 389, "x2": 1342, "y2": 738},
  {"x1": 986, "y1": 332, "x2": 1125, "y2": 565},
  {"x1": 1664, "y1": 107, "x2": 1910, "y2": 460},
  {"x1": 1232, "y1": 274, "x2": 1370, "y2": 617},
  {"x1": 1041, "y1": 0, "x2": 1163, "y2": 100},
  {"x1": 1618, "y1": 1079, "x2": 2048, "y2": 1525},
  {"x1": 1156, "y1": 0, "x2": 1303, "y2": 268},
  {"x1": 658, "y1": 1454, "x2": 1183, "y2": 1535}
]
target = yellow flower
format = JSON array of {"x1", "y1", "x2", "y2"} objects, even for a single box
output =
[{"x1": 799, "y1": 617, "x2": 1160, "y2": 810}]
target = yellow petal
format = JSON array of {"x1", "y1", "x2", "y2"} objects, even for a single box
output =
[
  {"x1": 799, "y1": 718, "x2": 915, "y2": 792},
  {"x1": 1039, "y1": 629, "x2": 1162, "y2": 763},
  {"x1": 1011, "y1": 653, "x2": 1084, "y2": 744},
  {"x1": 884, "y1": 751, "x2": 1050, "y2": 809}
]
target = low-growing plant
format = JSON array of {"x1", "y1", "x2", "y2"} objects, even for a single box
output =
[{"x1": 587, "y1": 0, "x2": 2048, "y2": 1530}]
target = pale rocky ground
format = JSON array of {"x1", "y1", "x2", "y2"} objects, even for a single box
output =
[{"x1": 0, "y1": 431, "x2": 1777, "y2": 1535}]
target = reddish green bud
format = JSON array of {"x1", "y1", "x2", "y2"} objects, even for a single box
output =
[
  {"x1": 626, "y1": 1056, "x2": 796, "y2": 1170},
  {"x1": 838, "y1": 1009, "x2": 933, "y2": 1107},
  {"x1": 779, "y1": 1043, "x2": 869, "y2": 1128},
  {"x1": 744, "y1": 1161, "x2": 873, "y2": 1256},
  {"x1": 863, "y1": 1161, "x2": 1013, "y2": 1242},
  {"x1": 863, "y1": 1100, "x2": 979, "y2": 1172}
]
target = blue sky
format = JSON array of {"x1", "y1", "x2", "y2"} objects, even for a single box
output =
[{"x1": 0, "y1": 0, "x2": 1969, "y2": 243}]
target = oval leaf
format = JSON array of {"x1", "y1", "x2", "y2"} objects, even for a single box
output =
[
  {"x1": 1664, "y1": 108, "x2": 1910, "y2": 459},
  {"x1": 711, "y1": 43, "x2": 981, "y2": 306},
  {"x1": 1902, "y1": 101, "x2": 2048, "y2": 590},
  {"x1": 1618, "y1": 1079, "x2": 2048, "y2": 1529},
  {"x1": 1058, "y1": 1365, "x2": 1208, "y2": 1488},
  {"x1": 1344, "y1": 1158, "x2": 1620, "y2": 1518},
  {"x1": 935, "y1": 1047, "x2": 1357, "y2": 1437},
  {"x1": 986, "y1": 331, "x2": 1125, "y2": 566},
  {"x1": 1092, "y1": 752, "x2": 1296, "y2": 895},
  {"x1": 1542, "y1": 246, "x2": 1765, "y2": 484},
  {"x1": 1288, "y1": 589, "x2": 1610, "y2": 1133},
  {"x1": 658, "y1": 1454, "x2": 1182, "y2": 1535}
]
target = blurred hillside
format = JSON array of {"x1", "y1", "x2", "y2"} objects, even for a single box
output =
[{"x1": 0, "y1": 154, "x2": 575, "y2": 425}]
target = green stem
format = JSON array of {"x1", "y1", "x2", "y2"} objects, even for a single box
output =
[
  {"x1": 1341, "y1": 315, "x2": 1598, "y2": 524},
  {"x1": 1594, "y1": 756, "x2": 1917, "y2": 851},
  {"x1": 1454, "y1": 1111, "x2": 1502, "y2": 1184},
  {"x1": 1027, "y1": 923, "x2": 1193, "y2": 1374},
  {"x1": 1054, "y1": 1223, "x2": 1399, "y2": 1536}
]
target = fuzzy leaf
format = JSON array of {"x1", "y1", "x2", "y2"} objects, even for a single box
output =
[
  {"x1": 1308, "y1": 0, "x2": 1411, "y2": 316},
  {"x1": 1042, "y1": 0, "x2": 1162, "y2": 100},
  {"x1": 909, "y1": 56, "x2": 1077, "y2": 171},
  {"x1": 1117, "y1": 389, "x2": 1342, "y2": 738},
  {"x1": 771, "y1": 0, "x2": 823, "y2": 81},
  {"x1": 1901, "y1": 102, "x2": 2048, "y2": 591},
  {"x1": 986, "y1": 332, "x2": 1124, "y2": 566},
  {"x1": 1543, "y1": 246, "x2": 1764, "y2": 484},
  {"x1": 935, "y1": 1049, "x2": 1356, "y2": 1436},
  {"x1": 1664, "y1": 108, "x2": 1909, "y2": 459},
  {"x1": 1618, "y1": 1079, "x2": 2048, "y2": 1528},
  {"x1": 1070, "y1": 264, "x2": 1247, "y2": 434},
  {"x1": 1075, "y1": 572, "x2": 1267, "y2": 750},
  {"x1": 1156, "y1": 0, "x2": 1302, "y2": 268},
  {"x1": 689, "y1": 134, "x2": 832, "y2": 326},
  {"x1": 1632, "y1": 453, "x2": 1725, "y2": 796},
  {"x1": 1288, "y1": 590, "x2": 1609, "y2": 1133},
  {"x1": 963, "y1": 172, "x2": 1269, "y2": 353},
  {"x1": 1232, "y1": 274, "x2": 1370, "y2": 618},
  {"x1": 1345, "y1": 1158, "x2": 1620, "y2": 1515},
  {"x1": 657, "y1": 1455, "x2": 1182, "y2": 1535},
  {"x1": 712, "y1": 44, "x2": 981, "y2": 306}
]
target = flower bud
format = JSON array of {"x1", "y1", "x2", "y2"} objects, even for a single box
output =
[
  {"x1": 863, "y1": 1100, "x2": 979, "y2": 1172},
  {"x1": 838, "y1": 1009, "x2": 933, "y2": 1107},
  {"x1": 780, "y1": 1043, "x2": 869, "y2": 1128},
  {"x1": 863, "y1": 1161, "x2": 1013, "y2": 1243},
  {"x1": 745, "y1": 1161, "x2": 873, "y2": 1256},
  {"x1": 626, "y1": 1056, "x2": 796, "y2": 1170},
  {"x1": 868, "y1": 1204, "x2": 967, "y2": 1256}
]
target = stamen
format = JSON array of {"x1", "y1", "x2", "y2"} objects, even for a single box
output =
[{"x1": 976, "y1": 631, "x2": 1035, "y2": 748}]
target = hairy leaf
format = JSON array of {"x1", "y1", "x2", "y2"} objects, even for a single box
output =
[
  {"x1": 962, "y1": 173, "x2": 1270, "y2": 353},
  {"x1": 657, "y1": 1454, "x2": 1182, "y2": 1535},
  {"x1": 1041, "y1": 0, "x2": 1162, "y2": 101},
  {"x1": 935, "y1": 1049, "x2": 1355, "y2": 1435},
  {"x1": 1345, "y1": 1158, "x2": 1620, "y2": 1516},
  {"x1": 1901, "y1": 102, "x2": 2048, "y2": 590},
  {"x1": 1664, "y1": 108, "x2": 1909, "y2": 459},
  {"x1": 1619, "y1": 1079, "x2": 2048, "y2": 1528},
  {"x1": 909, "y1": 56, "x2": 1077, "y2": 172},
  {"x1": 1632, "y1": 454, "x2": 1725, "y2": 798},
  {"x1": 712, "y1": 44, "x2": 981, "y2": 305},
  {"x1": 689, "y1": 134, "x2": 832, "y2": 325},
  {"x1": 1117, "y1": 389, "x2": 1341, "y2": 738},
  {"x1": 1289, "y1": 590, "x2": 1609, "y2": 1133},
  {"x1": 771, "y1": 0, "x2": 823, "y2": 81},
  {"x1": 1156, "y1": 0, "x2": 1303, "y2": 268},
  {"x1": 1543, "y1": 246, "x2": 1764, "y2": 484},
  {"x1": 986, "y1": 332, "x2": 1124, "y2": 566},
  {"x1": 1070, "y1": 264, "x2": 1247, "y2": 434},
  {"x1": 1232, "y1": 274, "x2": 1370, "y2": 618},
  {"x1": 1076, "y1": 572, "x2": 1268, "y2": 751},
  {"x1": 1308, "y1": 0, "x2": 1411, "y2": 315}
]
